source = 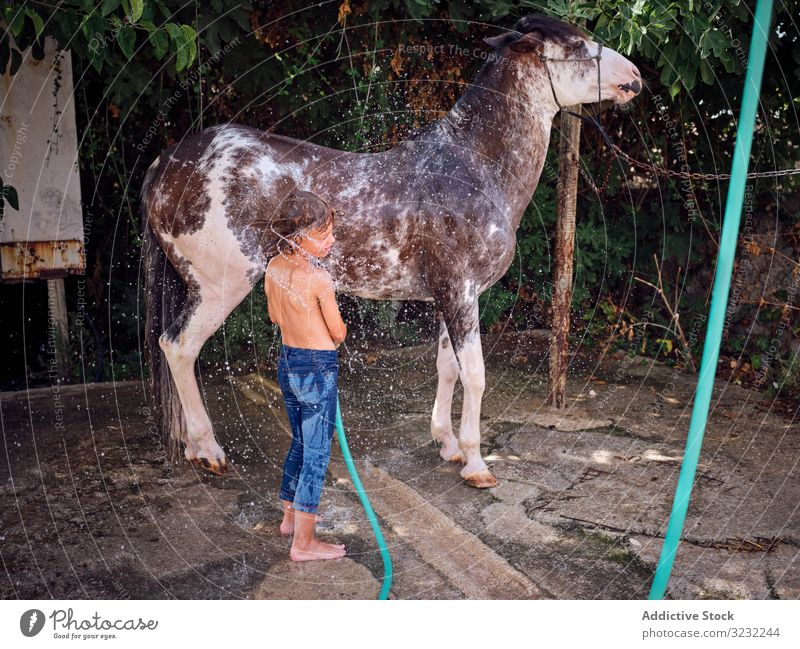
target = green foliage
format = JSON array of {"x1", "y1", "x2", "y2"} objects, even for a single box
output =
[
  {"x1": 479, "y1": 285, "x2": 519, "y2": 329},
  {"x1": 772, "y1": 351, "x2": 800, "y2": 401},
  {"x1": 1, "y1": 0, "x2": 220, "y2": 120},
  {"x1": 202, "y1": 283, "x2": 276, "y2": 371},
  {"x1": 340, "y1": 299, "x2": 431, "y2": 346}
]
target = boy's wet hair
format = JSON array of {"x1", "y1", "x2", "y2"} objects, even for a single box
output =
[{"x1": 272, "y1": 190, "x2": 336, "y2": 256}]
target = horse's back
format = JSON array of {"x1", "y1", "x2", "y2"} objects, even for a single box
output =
[{"x1": 140, "y1": 124, "x2": 272, "y2": 290}]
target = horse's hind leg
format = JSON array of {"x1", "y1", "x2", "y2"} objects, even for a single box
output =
[
  {"x1": 159, "y1": 279, "x2": 253, "y2": 474},
  {"x1": 432, "y1": 318, "x2": 464, "y2": 463}
]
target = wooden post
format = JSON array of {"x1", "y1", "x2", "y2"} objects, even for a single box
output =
[
  {"x1": 47, "y1": 277, "x2": 70, "y2": 383},
  {"x1": 548, "y1": 106, "x2": 581, "y2": 408}
]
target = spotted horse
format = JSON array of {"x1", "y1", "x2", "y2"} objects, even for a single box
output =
[{"x1": 141, "y1": 14, "x2": 642, "y2": 488}]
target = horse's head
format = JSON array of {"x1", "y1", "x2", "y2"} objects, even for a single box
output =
[{"x1": 483, "y1": 14, "x2": 641, "y2": 109}]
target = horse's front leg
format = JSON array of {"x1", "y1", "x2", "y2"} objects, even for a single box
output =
[
  {"x1": 433, "y1": 288, "x2": 497, "y2": 488},
  {"x1": 431, "y1": 317, "x2": 464, "y2": 463},
  {"x1": 455, "y1": 314, "x2": 496, "y2": 488}
]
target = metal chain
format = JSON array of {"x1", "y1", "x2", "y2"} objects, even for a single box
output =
[
  {"x1": 577, "y1": 157, "x2": 613, "y2": 196},
  {"x1": 607, "y1": 141, "x2": 800, "y2": 181},
  {"x1": 561, "y1": 109, "x2": 800, "y2": 188}
]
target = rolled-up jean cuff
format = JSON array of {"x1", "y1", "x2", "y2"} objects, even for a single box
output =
[{"x1": 292, "y1": 502, "x2": 318, "y2": 514}]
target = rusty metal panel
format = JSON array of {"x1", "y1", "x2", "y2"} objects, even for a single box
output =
[
  {"x1": 0, "y1": 240, "x2": 85, "y2": 280},
  {"x1": 0, "y1": 32, "x2": 84, "y2": 282}
]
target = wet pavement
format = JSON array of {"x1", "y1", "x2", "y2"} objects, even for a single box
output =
[{"x1": 1, "y1": 331, "x2": 798, "y2": 599}]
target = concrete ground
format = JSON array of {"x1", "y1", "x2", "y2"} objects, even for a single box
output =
[{"x1": 1, "y1": 330, "x2": 798, "y2": 599}]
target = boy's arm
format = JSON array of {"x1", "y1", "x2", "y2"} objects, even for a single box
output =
[
  {"x1": 314, "y1": 270, "x2": 347, "y2": 345},
  {"x1": 264, "y1": 278, "x2": 278, "y2": 324}
]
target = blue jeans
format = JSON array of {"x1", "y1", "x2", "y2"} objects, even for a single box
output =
[{"x1": 277, "y1": 344, "x2": 339, "y2": 514}]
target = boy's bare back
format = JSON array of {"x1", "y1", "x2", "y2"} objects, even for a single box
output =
[{"x1": 264, "y1": 254, "x2": 347, "y2": 350}]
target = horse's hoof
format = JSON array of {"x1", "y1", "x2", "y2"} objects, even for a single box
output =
[
  {"x1": 192, "y1": 456, "x2": 229, "y2": 476},
  {"x1": 440, "y1": 447, "x2": 464, "y2": 463},
  {"x1": 462, "y1": 469, "x2": 498, "y2": 489}
]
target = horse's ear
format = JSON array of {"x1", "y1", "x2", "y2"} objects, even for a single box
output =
[
  {"x1": 482, "y1": 32, "x2": 519, "y2": 50},
  {"x1": 508, "y1": 31, "x2": 544, "y2": 55}
]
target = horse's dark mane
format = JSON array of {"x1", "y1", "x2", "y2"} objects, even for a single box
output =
[{"x1": 512, "y1": 13, "x2": 588, "y2": 43}]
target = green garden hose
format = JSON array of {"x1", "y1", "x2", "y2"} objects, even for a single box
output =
[
  {"x1": 335, "y1": 396, "x2": 393, "y2": 599},
  {"x1": 648, "y1": 0, "x2": 775, "y2": 599}
]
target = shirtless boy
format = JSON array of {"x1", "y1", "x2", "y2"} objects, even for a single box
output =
[{"x1": 264, "y1": 190, "x2": 348, "y2": 561}]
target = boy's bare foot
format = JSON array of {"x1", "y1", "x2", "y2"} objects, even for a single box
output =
[
  {"x1": 280, "y1": 515, "x2": 322, "y2": 535},
  {"x1": 280, "y1": 500, "x2": 321, "y2": 535},
  {"x1": 289, "y1": 509, "x2": 346, "y2": 561},
  {"x1": 290, "y1": 538, "x2": 347, "y2": 562}
]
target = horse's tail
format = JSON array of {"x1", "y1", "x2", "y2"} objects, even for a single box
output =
[{"x1": 141, "y1": 157, "x2": 186, "y2": 463}]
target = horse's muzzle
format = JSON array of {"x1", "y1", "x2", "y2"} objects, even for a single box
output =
[{"x1": 619, "y1": 80, "x2": 642, "y2": 95}]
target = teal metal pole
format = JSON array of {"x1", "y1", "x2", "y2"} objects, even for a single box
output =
[
  {"x1": 335, "y1": 396, "x2": 393, "y2": 599},
  {"x1": 648, "y1": 0, "x2": 774, "y2": 599}
]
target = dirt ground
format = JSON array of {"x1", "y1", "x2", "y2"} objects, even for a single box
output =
[{"x1": 1, "y1": 330, "x2": 798, "y2": 599}]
